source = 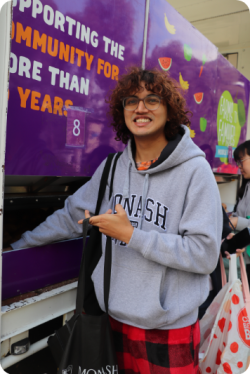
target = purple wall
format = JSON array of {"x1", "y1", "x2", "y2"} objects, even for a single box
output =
[
  {"x1": 213, "y1": 54, "x2": 249, "y2": 173},
  {"x1": 5, "y1": 0, "x2": 250, "y2": 176},
  {"x1": 6, "y1": 0, "x2": 145, "y2": 176},
  {"x1": 146, "y1": 0, "x2": 249, "y2": 172}
]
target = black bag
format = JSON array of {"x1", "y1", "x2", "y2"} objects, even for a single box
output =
[{"x1": 48, "y1": 153, "x2": 121, "y2": 373}]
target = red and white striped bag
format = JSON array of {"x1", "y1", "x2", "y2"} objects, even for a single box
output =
[{"x1": 199, "y1": 254, "x2": 250, "y2": 374}]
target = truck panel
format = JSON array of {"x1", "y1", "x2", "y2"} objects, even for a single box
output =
[{"x1": 6, "y1": 0, "x2": 146, "y2": 176}]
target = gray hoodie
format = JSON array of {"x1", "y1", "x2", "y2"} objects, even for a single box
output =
[
  {"x1": 235, "y1": 181, "x2": 250, "y2": 231},
  {"x1": 12, "y1": 127, "x2": 222, "y2": 330},
  {"x1": 233, "y1": 181, "x2": 250, "y2": 264}
]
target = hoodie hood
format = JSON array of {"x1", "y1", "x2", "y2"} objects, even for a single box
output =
[
  {"x1": 126, "y1": 126, "x2": 205, "y2": 175},
  {"x1": 121, "y1": 126, "x2": 206, "y2": 230}
]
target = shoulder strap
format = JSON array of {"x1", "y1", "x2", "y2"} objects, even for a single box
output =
[
  {"x1": 109, "y1": 152, "x2": 122, "y2": 200},
  {"x1": 76, "y1": 152, "x2": 122, "y2": 314},
  {"x1": 95, "y1": 153, "x2": 115, "y2": 215},
  {"x1": 95, "y1": 152, "x2": 122, "y2": 212},
  {"x1": 76, "y1": 217, "x2": 90, "y2": 314}
]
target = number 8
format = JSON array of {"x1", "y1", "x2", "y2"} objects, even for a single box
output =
[{"x1": 73, "y1": 119, "x2": 80, "y2": 136}]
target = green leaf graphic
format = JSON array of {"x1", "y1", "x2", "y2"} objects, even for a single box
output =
[
  {"x1": 202, "y1": 54, "x2": 207, "y2": 66},
  {"x1": 237, "y1": 99, "x2": 246, "y2": 127}
]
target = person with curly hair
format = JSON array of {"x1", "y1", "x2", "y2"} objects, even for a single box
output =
[
  {"x1": 107, "y1": 66, "x2": 191, "y2": 144},
  {"x1": 9, "y1": 66, "x2": 222, "y2": 373}
]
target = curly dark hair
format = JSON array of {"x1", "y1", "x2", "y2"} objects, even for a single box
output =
[{"x1": 107, "y1": 66, "x2": 192, "y2": 144}]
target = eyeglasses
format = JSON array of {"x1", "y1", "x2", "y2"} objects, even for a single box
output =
[
  {"x1": 236, "y1": 157, "x2": 250, "y2": 167},
  {"x1": 122, "y1": 95, "x2": 162, "y2": 111}
]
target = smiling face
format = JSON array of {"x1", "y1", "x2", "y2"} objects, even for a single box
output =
[{"x1": 123, "y1": 81, "x2": 168, "y2": 141}]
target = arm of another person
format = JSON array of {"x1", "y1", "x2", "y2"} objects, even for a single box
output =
[
  {"x1": 230, "y1": 215, "x2": 250, "y2": 231},
  {"x1": 223, "y1": 233, "x2": 245, "y2": 259},
  {"x1": 220, "y1": 209, "x2": 245, "y2": 258},
  {"x1": 8, "y1": 159, "x2": 107, "y2": 250}
]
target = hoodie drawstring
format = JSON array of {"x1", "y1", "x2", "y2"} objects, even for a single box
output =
[
  {"x1": 139, "y1": 173, "x2": 149, "y2": 230},
  {"x1": 121, "y1": 161, "x2": 149, "y2": 230},
  {"x1": 122, "y1": 160, "x2": 132, "y2": 199}
]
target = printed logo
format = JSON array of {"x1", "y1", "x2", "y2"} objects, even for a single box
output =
[
  {"x1": 237, "y1": 307, "x2": 250, "y2": 347},
  {"x1": 113, "y1": 194, "x2": 169, "y2": 247},
  {"x1": 130, "y1": 221, "x2": 138, "y2": 228},
  {"x1": 78, "y1": 365, "x2": 119, "y2": 374},
  {"x1": 62, "y1": 365, "x2": 73, "y2": 374},
  {"x1": 114, "y1": 194, "x2": 169, "y2": 229}
]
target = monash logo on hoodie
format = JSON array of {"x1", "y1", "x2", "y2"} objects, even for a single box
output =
[{"x1": 113, "y1": 194, "x2": 169, "y2": 246}]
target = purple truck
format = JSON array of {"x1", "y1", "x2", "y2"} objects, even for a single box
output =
[{"x1": 0, "y1": 0, "x2": 249, "y2": 369}]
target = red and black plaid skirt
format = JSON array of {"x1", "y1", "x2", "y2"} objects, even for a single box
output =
[{"x1": 109, "y1": 316, "x2": 200, "y2": 374}]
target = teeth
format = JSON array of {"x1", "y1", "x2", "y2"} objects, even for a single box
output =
[{"x1": 135, "y1": 118, "x2": 151, "y2": 123}]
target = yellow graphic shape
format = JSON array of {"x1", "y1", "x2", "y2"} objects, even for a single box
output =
[
  {"x1": 164, "y1": 13, "x2": 176, "y2": 35},
  {"x1": 190, "y1": 129, "x2": 196, "y2": 138},
  {"x1": 179, "y1": 72, "x2": 189, "y2": 90}
]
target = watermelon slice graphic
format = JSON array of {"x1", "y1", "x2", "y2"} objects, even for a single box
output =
[
  {"x1": 194, "y1": 92, "x2": 204, "y2": 104},
  {"x1": 158, "y1": 57, "x2": 172, "y2": 71}
]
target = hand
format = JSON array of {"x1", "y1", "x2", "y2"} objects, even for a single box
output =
[
  {"x1": 224, "y1": 233, "x2": 245, "y2": 259},
  {"x1": 78, "y1": 204, "x2": 134, "y2": 244},
  {"x1": 229, "y1": 216, "x2": 238, "y2": 228},
  {"x1": 78, "y1": 208, "x2": 112, "y2": 223}
]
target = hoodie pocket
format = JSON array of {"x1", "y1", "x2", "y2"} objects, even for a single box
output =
[{"x1": 92, "y1": 259, "x2": 169, "y2": 329}]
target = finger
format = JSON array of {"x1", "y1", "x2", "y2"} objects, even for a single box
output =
[
  {"x1": 227, "y1": 233, "x2": 234, "y2": 239},
  {"x1": 89, "y1": 215, "x2": 108, "y2": 227},
  {"x1": 236, "y1": 248, "x2": 245, "y2": 253},
  {"x1": 89, "y1": 215, "x2": 101, "y2": 225},
  {"x1": 224, "y1": 251, "x2": 231, "y2": 259},
  {"x1": 99, "y1": 227, "x2": 106, "y2": 234},
  {"x1": 89, "y1": 211, "x2": 114, "y2": 226},
  {"x1": 85, "y1": 210, "x2": 91, "y2": 219},
  {"x1": 115, "y1": 204, "x2": 125, "y2": 214},
  {"x1": 105, "y1": 209, "x2": 112, "y2": 214},
  {"x1": 78, "y1": 210, "x2": 91, "y2": 224}
]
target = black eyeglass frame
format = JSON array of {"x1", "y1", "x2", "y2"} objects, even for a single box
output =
[
  {"x1": 236, "y1": 157, "x2": 250, "y2": 167},
  {"x1": 122, "y1": 94, "x2": 163, "y2": 111}
]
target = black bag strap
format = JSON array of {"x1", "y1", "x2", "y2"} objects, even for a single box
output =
[
  {"x1": 76, "y1": 217, "x2": 90, "y2": 314},
  {"x1": 76, "y1": 152, "x2": 122, "y2": 314},
  {"x1": 109, "y1": 152, "x2": 122, "y2": 200},
  {"x1": 104, "y1": 236, "x2": 112, "y2": 312},
  {"x1": 95, "y1": 153, "x2": 116, "y2": 215}
]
